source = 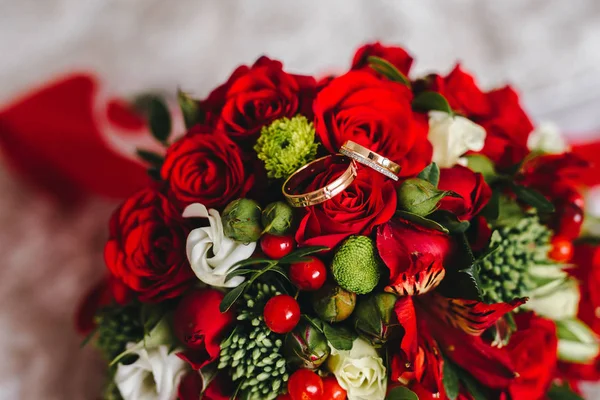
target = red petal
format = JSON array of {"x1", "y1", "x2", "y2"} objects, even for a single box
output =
[
  {"x1": 422, "y1": 293, "x2": 526, "y2": 336},
  {"x1": 386, "y1": 253, "x2": 445, "y2": 296},
  {"x1": 394, "y1": 296, "x2": 418, "y2": 369}
]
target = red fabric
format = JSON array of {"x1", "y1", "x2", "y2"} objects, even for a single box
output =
[{"x1": 0, "y1": 74, "x2": 149, "y2": 203}]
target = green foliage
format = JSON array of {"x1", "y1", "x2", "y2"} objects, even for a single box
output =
[
  {"x1": 385, "y1": 386, "x2": 419, "y2": 400},
  {"x1": 412, "y1": 91, "x2": 453, "y2": 114},
  {"x1": 94, "y1": 303, "x2": 145, "y2": 363},
  {"x1": 133, "y1": 94, "x2": 172, "y2": 144},
  {"x1": 417, "y1": 162, "x2": 440, "y2": 187},
  {"x1": 367, "y1": 56, "x2": 411, "y2": 86},
  {"x1": 177, "y1": 89, "x2": 204, "y2": 129}
]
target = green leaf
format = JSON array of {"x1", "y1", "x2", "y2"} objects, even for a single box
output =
[
  {"x1": 511, "y1": 184, "x2": 555, "y2": 213},
  {"x1": 278, "y1": 246, "x2": 329, "y2": 264},
  {"x1": 437, "y1": 233, "x2": 483, "y2": 301},
  {"x1": 224, "y1": 268, "x2": 258, "y2": 283},
  {"x1": 177, "y1": 89, "x2": 204, "y2": 129},
  {"x1": 464, "y1": 154, "x2": 497, "y2": 184},
  {"x1": 385, "y1": 386, "x2": 419, "y2": 400},
  {"x1": 480, "y1": 190, "x2": 500, "y2": 222},
  {"x1": 322, "y1": 323, "x2": 357, "y2": 351},
  {"x1": 458, "y1": 370, "x2": 489, "y2": 400},
  {"x1": 134, "y1": 95, "x2": 172, "y2": 143},
  {"x1": 431, "y1": 210, "x2": 470, "y2": 233},
  {"x1": 367, "y1": 56, "x2": 411, "y2": 86},
  {"x1": 303, "y1": 315, "x2": 325, "y2": 332},
  {"x1": 219, "y1": 282, "x2": 249, "y2": 313},
  {"x1": 136, "y1": 149, "x2": 165, "y2": 166},
  {"x1": 412, "y1": 91, "x2": 453, "y2": 114},
  {"x1": 395, "y1": 210, "x2": 449, "y2": 234},
  {"x1": 230, "y1": 258, "x2": 273, "y2": 269},
  {"x1": 443, "y1": 357, "x2": 460, "y2": 400},
  {"x1": 79, "y1": 326, "x2": 98, "y2": 348},
  {"x1": 547, "y1": 382, "x2": 584, "y2": 400},
  {"x1": 147, "y1": 167, "x2": 162, "y2": 181},
  {"x1": 417, "y1": 162, "x2": 440, "y2": 187}
]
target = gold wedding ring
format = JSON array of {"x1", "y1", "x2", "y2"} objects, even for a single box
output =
[
  {"x1": 339, "y1": 140, "x2": 400, "y2": 181},
  {"x1": 283, "y1": 155, "x2": 357, "y2": 207}
]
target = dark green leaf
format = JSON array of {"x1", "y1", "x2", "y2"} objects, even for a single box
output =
[
  {"x1": 547, "y1": 382, "x2": 584, "y2": 400},
  {"x1": 367, "y1": 56, "x2": 411, "y2": 86},
  {"x1": 322, "y1": 323, "x2": 357, "y2": 351},
  {"x1": 220, "y1": 282, "x2": 249, "y2": 313},
  {"x1": 224, "y1": 268, "x2": 258, "y2": 283},
  {"x1": 177, "y1": 89, "x2": 204, "y2": 129},
  {"x1": 303, "y1": 315, "x2": 324, "y2": 332},
  {"x1": 443, "y1": 357, "x2": 460, "y2": 400},
  {"x1": 412, "y1": 91, "x2": 453, "y2": 114},
  {"x1": 267, "y1": 265, "x2": 292, "y2": 284},
  {"x1": 134, "y1": 95, "x2": 172, "y2": 143},
  {"x1": 437, "y1": 234, "x2": 483, "y2": 301},
  {"x1": 395, "y1": 210, "x2": 449, "y2": 234},
  {"x1": 147, "y1": 167, "x2": 162, "y2": 182},
  {"x1": 417, "y1": 162, "x2": 440, "y2": 187},
  {"x1": 457, "y1": 368, "x2": 489, "y2": 400},
  {"x1": 230, "y1": 258, "x2": 273, "y2": 269},
  {"x1": 79, "y1": 327, "x2": 98, "y2": 348},
  {"x1": 431, "y1": 210, "x2": 470, "y2": 233},
  {"x1": 136, "y1": 149, "x2": 165, "y2": 166},
  {"x1": 480, "y1": 190, "x2": 500, "y2": 221},
  {"x1": 385, "y1": 386, "x2": 419, "y2": 400},
  {"x1": 511, "y1": 184, "x2": 555, "y2": 213},
  {"x1": 575, "y1": 236, "x2": 600, "y2": 246},
  {"x1": 279, "y1": 246, "x2": 329, "y2": 264}
]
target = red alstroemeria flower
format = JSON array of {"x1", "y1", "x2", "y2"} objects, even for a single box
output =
[{"x1": 377, "y1": 217, "x2": 525, "y2": 395}]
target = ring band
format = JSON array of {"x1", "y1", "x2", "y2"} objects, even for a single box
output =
[
  {"x1": 283, "y1": 155, "x2": 357, "y2": 207},
  {"x1": 339, "y1": 140, "x2": 400, "y2": 181}
]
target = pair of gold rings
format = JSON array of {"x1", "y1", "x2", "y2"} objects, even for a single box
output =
[{"x1": 283, "y1": 140, "x2": 401, "y2": 208}]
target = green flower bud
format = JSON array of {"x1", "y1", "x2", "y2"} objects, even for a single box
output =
[
  {"x1": 283, "y1": 320, "x2": 330, "y2": 369},
  {"x1": 222, "y1": 198, "x2": 262, "y2": 243},
  {"x1": 331, "y1": 236, "x2": 381, "y2": 295},
  {"x1": 262, "y1": 201, "x2": 295, "y2": 236},
  {"x1": 397, "y1": 178, "x2": 450, "y2": 216},
  {"x1": 352, "y1": 293, "x2": 399, "y2": 347},
  {"x1": 254, "y1": 115, "x2": 319, "y2": 179},
  {"x1": 312, "y1": 284, "x2": 356, "y2": 323}
]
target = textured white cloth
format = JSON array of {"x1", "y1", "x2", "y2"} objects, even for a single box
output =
[{"x1": 0, "y1": 0, "x2": 599, "y2": 399}]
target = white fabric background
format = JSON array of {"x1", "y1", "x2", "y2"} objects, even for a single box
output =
[{"x1": 0, "y1": 0, "x2": 599, "y2": 399}]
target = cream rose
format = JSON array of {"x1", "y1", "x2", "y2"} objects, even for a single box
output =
[
  {"x1": 428, "y1": 111, "x2": 486, "y2": 168},
  {"x1": 327, "y1": 338, "x2": 387, "y2": 400},
  {"x1": 524, "y1": 265, "x2": 580, "y2": 321},
  {"x1": 527, "y1": 122, "x2": 569, "y2": 154},
  {"x1": 115, "y1": 343, "x2": 187, "y2": 400},
  {"x1": 183, "y1": 203, "x2": 256, "y2": 287}
]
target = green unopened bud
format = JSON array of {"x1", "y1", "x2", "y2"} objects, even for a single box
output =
[
  {"x1": 262, "y1": 201, "x2": 295, "y2": 236},
  {"x1": 352, "y1": 293, "x2": 399, "y2": 347},
  {"x1": 396, "y1": 178, "x2": 449, "y2": 216},
  {"x1": 311, "y1": 284, "x2": 356, "y2": 323},
  {"x1": 556, "y1": 318, "x2": 600, "y2": 363},
  {"x1": 283, "y1": 320, "x2": 330, "y2": 369},
  {"x1": 222, "y1": 198, "x2": 262, "y2": 243}
]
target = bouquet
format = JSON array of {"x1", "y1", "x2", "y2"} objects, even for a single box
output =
[{"x1": 77, "y1": 42, "x2": 600, "y2": 400}]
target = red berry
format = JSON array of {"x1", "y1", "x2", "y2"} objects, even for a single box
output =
[
  {"x1": 322, "y1": 376, "x2": 347, "y2": 400},
  {"x1": 276, "y1": 395, "x2": 292, "y2": 400},
  {"x1": 261, "y1": 234, "x2": 295, "y2": 259},
  {"x1": 549, "y1": 236, "x2": 574, "y2": 262},
  {"x1": 263, "y1": 294, "x2": 301, "y2": 333},
  {"x1": 288, "y1": 369, "x2": 324, "y2": 400},
  {"x1": 557, "y1": 204, "x2": 584, "y2": 241},
  {"x1": 289, "y1": 257, "x2": 327, "y2": 291}
]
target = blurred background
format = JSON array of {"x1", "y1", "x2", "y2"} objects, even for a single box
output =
[{"x1": 0, "y1": 0, "x2": 599, "y2": 398}]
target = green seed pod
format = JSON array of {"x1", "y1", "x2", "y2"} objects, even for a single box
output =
[
  {"x1": 311, "y1": 284, "x2": 356, "y2": 323},
  {"x1": 283, "y1": 320, "x2": 330, "y2": 369},
  {"x1": 352, "y1": 292, "x2": 399, "y2": 347},
  {"x1": 222, "y1": 198, "x2": 262, "y2": 243},
  {"x1": 396, "y1": 178, "x2": 448, "y2": 216},
  {"x1": 261, "y1": 201, "x2": 295, "y2": 236}
]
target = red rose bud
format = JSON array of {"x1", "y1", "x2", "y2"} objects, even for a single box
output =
[
  {"x1": 283, "y1": 319, "x2": 330, "y2": 369},
  {"x1": 437, "y1": 165, "x2": 492, "y2": 221},
  {"x1": 173, "y1": 289, "x2": 234, "y2": 369},
  {"x1": 351, "y1": 42, "x2": 414, "y2": 76}
]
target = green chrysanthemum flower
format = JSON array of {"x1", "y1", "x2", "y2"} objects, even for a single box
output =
[
  {"x1": 218, "y1": 283, "x2": 289, "y2": 400},
  {"x1": 479, "y1": 215, "x2": 553, "y2": 304},
  {"x1": 254, "y1": 116, "x2": 319, "y2": 179}
]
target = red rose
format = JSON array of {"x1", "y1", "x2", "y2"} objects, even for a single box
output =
[
  {"x1": 438, "y1": 165, "x2": 491, "y2": 221},
  {"x1": 427, "y1": 66, "x2": 533, "y2": 170},
  {"x1": 200, "y1": 56, "x2": 316, "y2": 142},
  {"x1": 161, "y1": 126, "x2": 254, "y2": 210},
  {"x1": 178, "y1": 371, "x2": 231, "y2": 400},
  {"x1": 295, "y1": 162, "x2": 396, "y2": 249},
  {"x1": 174, "y1": 289, "x2": 234, "y2": 370},
  {"x1": 104, "y1": 188, "x2": 194, "y2": 302},
  {"x1": 506, "y1": 313, "x2": 558, "y2": 400},
  {"x1": 376, "y1": 217, "x2": 454, "y2": 288},
  {"x1": 351, "y1": 42, "x2": 414, "y2": 76},
  {"x1": 428, "y1": 65, "x2": 490, "y2": 118},
  {"x1": 314, "y1": 71, "x2": 432, "y2": 178}
]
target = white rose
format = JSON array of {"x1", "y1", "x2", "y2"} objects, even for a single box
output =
[
  {"x1": 327, "y1": 338, "x2": 387, "y2": 400},
  {"x1": 428, "y1": 111, "x2": 486, "y2": 168},
  {"x1": 527, "y1": 122, "x2": 569, "y2": 154},
  {"x1": 524, "y1": 265, "x2": 580, "y2": 320},
  {"x1": 115, "y1": 344, "x2": 187, "y2": 400},
  {"x1": 183, "y1": 203, "x2": 256, "y2": 287},
  {"x1": 556, "y1": 318, "x2": 600, "y2": 363}
]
